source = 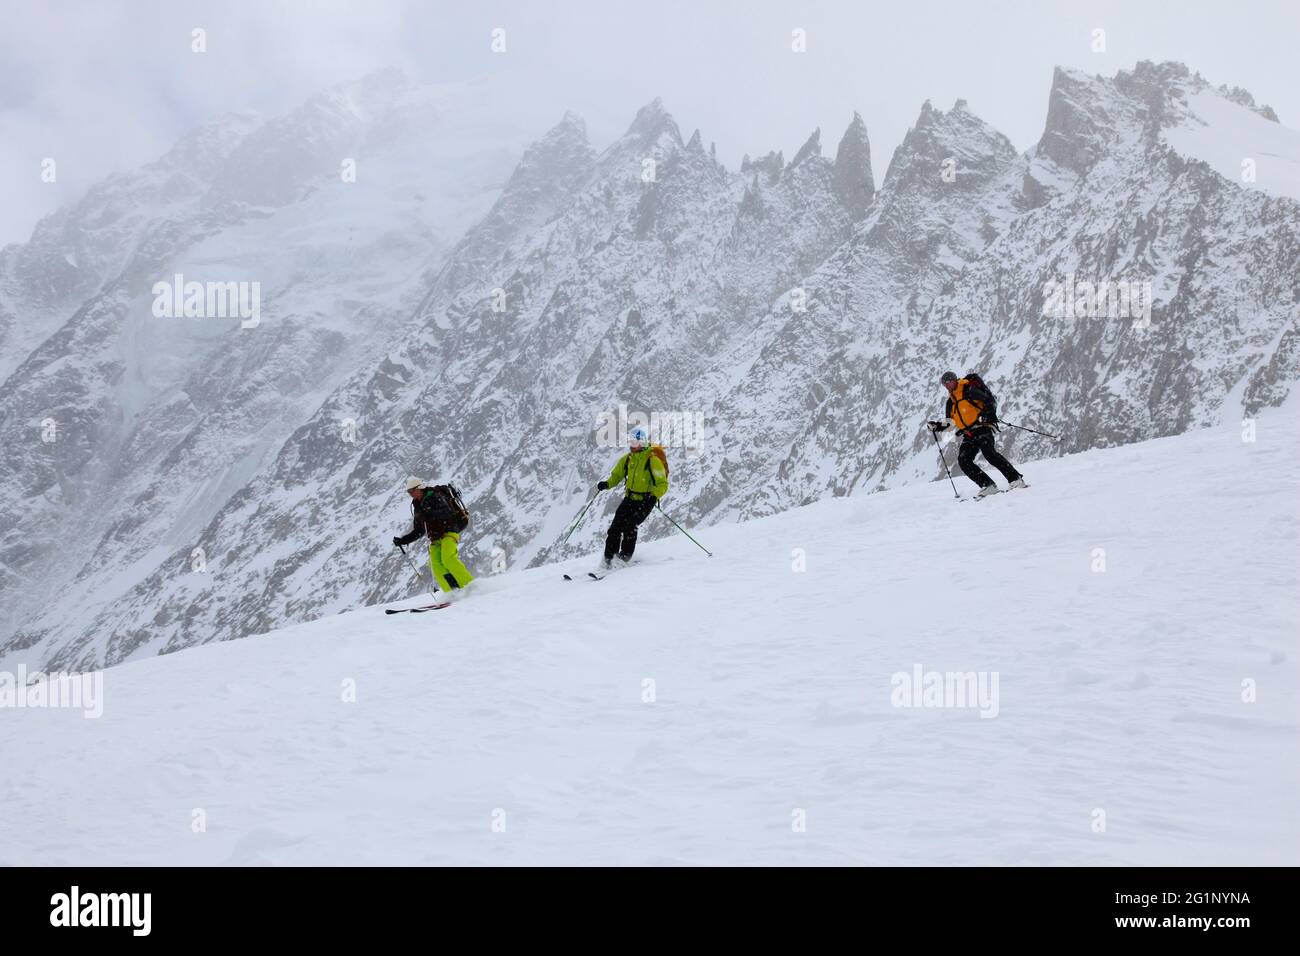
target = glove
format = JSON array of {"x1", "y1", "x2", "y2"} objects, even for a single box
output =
[
  {"x1": 596, "y1": 481, "x2": 609, "y2": 491},
  {"x1": 927, "y1": 421, "x2": 949, "y2": 433},
  {"x1": 392, "y1": 536, "x2": 403, "y2": 547}
]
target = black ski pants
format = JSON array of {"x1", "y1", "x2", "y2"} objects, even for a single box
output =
[
  {"x1": 605, "y1": 495, "x2": 656, "y2": 560},
  {"x1": 957, "y1": 427, "x2": 1022, "y2": 488}
]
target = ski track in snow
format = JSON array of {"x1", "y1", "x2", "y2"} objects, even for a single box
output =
[{"x1": 2, "y1": 420, "x2": 1296, "y2": 866}]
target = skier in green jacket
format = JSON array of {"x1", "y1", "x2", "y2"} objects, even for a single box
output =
[{"x1": 596, "y1": 426, "x2": 668, "y2": 569}]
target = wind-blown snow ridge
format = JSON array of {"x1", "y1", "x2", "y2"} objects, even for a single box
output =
[{"x1": 1164, "y1": 89, "x2": 1300, "y2": 202}]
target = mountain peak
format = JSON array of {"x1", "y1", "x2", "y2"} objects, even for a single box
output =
[
  {"x1": 1034, "y1": 61, "x2": 1216, "y2": 179},
  {"x1": 1035, "y1": 66, "x2": 1126, "y2": 176},
  {"x1": 473, "y1": 111, "x2": 595, "y2": 244},
  {"x1": 522, "y1": 112, "x2": 593, "y2": 165},
  {"x1": 546, "y1": 110, "x2": 589, "y2": 141},
  {"x1": 1118, "y1": 59, "x2": 1193, "y2": 92},
  {"x1": 789, "y1": 128, "x2": 822, "y2": 168},
  {"x1": 881, "y1": 98, "x2": 1017, "y2": 194},
  {"x1": 833, "y1": 112, "x2": 874, "y2": 219},
  {"x1": 624, "y1": 97, "x2": 682, "y2": 146}
]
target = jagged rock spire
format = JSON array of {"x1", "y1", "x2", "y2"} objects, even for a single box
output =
[
  {"x1": 833, "y1": 111, "x2": 874, "y2": 220},
  {"x1": 789, "y1": 128, "x2": 822, "y2": 169}
]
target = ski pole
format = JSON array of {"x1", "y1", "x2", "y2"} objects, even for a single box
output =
[
  {"x1": 996, "y1": 419, "x2": 1061, "y2": 441},
  {"x1": 655, "y1": 502, "x2": 713, "y2": 557},
  {"x1": 396, "y1": 542, "x2": 440, "y2": 603},
  {"x1": 561, "y1": 490, "x2": 601, "y2": 544},
  {"x1": 929, "y1": 426, "x2": 961, "y2": 499}
]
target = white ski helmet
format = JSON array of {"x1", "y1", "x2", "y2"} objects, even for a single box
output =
[
  {"x1": 405, "y1": 476, "x2": 424, "y2": 491},
  {"x1": 629, "y1": 426, "x2": 649, "y2": 446}
]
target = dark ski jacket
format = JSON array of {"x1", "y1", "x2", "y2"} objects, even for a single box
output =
[{"x1": 395, "y1": 487, "x2": 460, "y2": 544}]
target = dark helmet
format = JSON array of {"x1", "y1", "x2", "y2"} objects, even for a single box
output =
[{"x1": 940, "y1": 371, "x2": 958, "y2": 385}]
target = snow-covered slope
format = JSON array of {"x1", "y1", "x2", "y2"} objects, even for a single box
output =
[
  {"x1": 1163, "y1": 87, "x2": 1300, "y2": 203},
  {"x1": 3, "y1": 421, "x2": 1294, "y2": 865},
  {"x1": 5, "y1": 61, "x2": 1299, "y2": 673}
]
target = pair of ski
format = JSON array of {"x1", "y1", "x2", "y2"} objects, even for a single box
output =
[
  {"x1": 564, "y1": 555, "x2": 672, "y2": 581},
  {"x1": 563, "y1": 562, "x2": 635, "y2": 581},
  {"x1": 956, "y1": 482, "x2": 1029, "y2": 503},
  {"x1": 384, "y1": 602, "x2": 450, "y2": 614}
]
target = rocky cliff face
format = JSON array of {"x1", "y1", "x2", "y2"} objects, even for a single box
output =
[{"x1": 3, "y1": 61, "x2": 1297, "y2": 671}]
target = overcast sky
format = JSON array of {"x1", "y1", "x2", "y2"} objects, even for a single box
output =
[{"x1": 2, "y1": 0, "x2": 1298, "y2": 247}]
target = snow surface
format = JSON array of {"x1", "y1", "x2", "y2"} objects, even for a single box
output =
[
  {"x1": 2, "y1": 420, "x2": 1296, "y2": 866},
  {"x1": 1164, "y1": 89, "x2": 1300, "y2": 203}
]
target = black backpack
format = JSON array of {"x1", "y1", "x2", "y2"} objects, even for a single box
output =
[
  {"x1": 963, "y1": 372, "x2": 995, "y2": 403},
  {"x1": 962, "y1": 372, "x2": 998, "y2": 423},
  {"x1": 426, "y1": 484, "x2": 470, "y2": 533}
]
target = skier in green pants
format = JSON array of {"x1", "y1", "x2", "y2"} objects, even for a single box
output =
[{"x1": 393, "y1": 477, "x2": 474, "y2": 596}]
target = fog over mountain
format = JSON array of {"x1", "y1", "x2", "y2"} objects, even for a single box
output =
[{"x1": 1, "y1": 60, "x2": 1297, "y2": 672}]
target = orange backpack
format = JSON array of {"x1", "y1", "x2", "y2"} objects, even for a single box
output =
[{"x1": 648, "y1": 443, "x2": 669, "y2": 476}]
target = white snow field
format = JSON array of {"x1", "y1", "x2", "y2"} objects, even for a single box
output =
[
  {"x1": 1164, "y1": 88, "x2": 1300, "y2": 203},
  {"x1": 2, "y1": 418, "x2": 1296, "y2": 866}
]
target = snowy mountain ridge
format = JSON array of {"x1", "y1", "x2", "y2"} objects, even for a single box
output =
[{"x1": 1, "y1": 60, "x2": 1298, "y2": 671}]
